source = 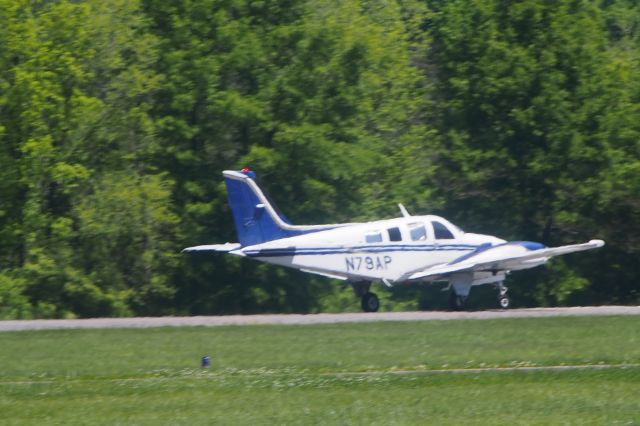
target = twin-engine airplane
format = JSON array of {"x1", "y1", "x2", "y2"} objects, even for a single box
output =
[{"x1": 184, "y1": 169, "x2": 605, "y2": 312}]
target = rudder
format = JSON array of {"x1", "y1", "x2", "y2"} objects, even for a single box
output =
[{"x1": 223, "y1": 169, "x2": 300, "y2": 246}]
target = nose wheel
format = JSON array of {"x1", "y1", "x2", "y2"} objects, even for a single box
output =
[
  {"x1": 497, "y1": 282, "x2": 510, "y2": 309},
  {"x1": 498, "y1": 295, "x2": 511, "y2": 309}
]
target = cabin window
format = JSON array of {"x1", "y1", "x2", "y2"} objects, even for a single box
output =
[
  {"x1": 432, "y1": 221, "x2": 455, "y2": 240},
  {"x1": 409, "y1": 223, "x2": 427, "y2": 241},
  {"x1": 387, "y1": 227, "x2": 402, "y2": 242},
  {"x1": 365, "y1": 232, "x2": 383, "y2": 243}
]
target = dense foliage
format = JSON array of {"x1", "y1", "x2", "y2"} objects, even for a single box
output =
[{"x1": 0, "y1": 0, "x2": 638, "y2": 318}]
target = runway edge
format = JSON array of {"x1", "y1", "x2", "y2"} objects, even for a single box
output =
[{"x1": 1, "y1": 306, "x2": 640, "y2": 332}]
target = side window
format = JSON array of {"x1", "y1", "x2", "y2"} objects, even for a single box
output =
[
  {"x1": 432, "y1": 221, "x2": 455, "y2": 239},
  {"x1": 408, "y1": 223, "x2": 427, "y2": 241},
  {"x1": 365, "y1": 232, "x2": 382, "y2": 243},
  {"x1": 387, "y1": 227, "x2": 402, "y2": 242}
]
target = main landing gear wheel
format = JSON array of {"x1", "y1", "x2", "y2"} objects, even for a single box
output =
[
  {"x1": 448, "y1": 292, "x2": 467, "y2": 311},
  {"x1": 361, "y1": 292, "x2": 380, "y2": 312}
]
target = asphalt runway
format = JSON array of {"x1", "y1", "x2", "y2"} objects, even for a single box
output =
[{"x1": 1, "y1": 306, "x2": 639, "y2": 332}]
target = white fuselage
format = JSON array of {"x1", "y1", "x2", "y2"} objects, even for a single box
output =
[
  {"x1": 237, "y1": 215, "x2": 505, "y2": 283},
  {"x1": 184, "y1": 168, "x2": 604, "y2": 312}
]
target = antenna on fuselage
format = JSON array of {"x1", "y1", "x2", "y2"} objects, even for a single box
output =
[{"x1": 398, "y1": 203, "x2": 411, "y2": 218}]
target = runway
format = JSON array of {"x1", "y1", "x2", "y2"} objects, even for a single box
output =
[{"x1": 1, "y1": 305, "x2": 639, "y2": 332}]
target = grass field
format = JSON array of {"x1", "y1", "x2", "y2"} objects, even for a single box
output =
[{"x1": 1, "y1": 316, "x2": 639, "y2": 425}]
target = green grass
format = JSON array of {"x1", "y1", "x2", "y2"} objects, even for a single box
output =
[{"x1": 1, "y1": 316, "x2": 639, "y2": 425}]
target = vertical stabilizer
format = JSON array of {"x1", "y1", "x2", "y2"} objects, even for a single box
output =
[{"x1": 223, "y1": 169, "x2": 300, "y2": 246}]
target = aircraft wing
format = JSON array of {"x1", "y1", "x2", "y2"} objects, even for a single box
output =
[
  {"x1": 182, "y1": 243, "x2": 242, "y2": 253},
  {"x1": 299, "y1": 268, "x2": 349, "y2": 281},
  {"x1": 405, "y1": 239, "x2": 605, "y2": 281}
]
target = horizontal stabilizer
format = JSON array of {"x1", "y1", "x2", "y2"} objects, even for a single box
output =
[{"x1": 182, "y1": 243, "x2": 241, "y2": 253}]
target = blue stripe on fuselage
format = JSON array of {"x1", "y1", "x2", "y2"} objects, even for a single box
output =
[{"x1": 243, "y1": 244, "x2": 479, "y2": 258}]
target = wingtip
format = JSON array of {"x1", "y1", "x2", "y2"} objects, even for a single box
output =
[{"x1": 589, "y1": 239, "x2": 605, "y2": 247}]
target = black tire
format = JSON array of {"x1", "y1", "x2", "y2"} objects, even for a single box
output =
[
  {"x1": 498, "y1": 295, "x2": 511, "y2": 309},
  {"x1": 361, "y1": 292, "x2": 380, "y2": 312}
]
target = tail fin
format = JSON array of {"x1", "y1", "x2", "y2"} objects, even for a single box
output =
[
  {"x1": 223, "y1": 169, "x2": 356, "y2": 246},
  {"x1": 223, "y1": 169, "x2": 303, "y2": 246}
]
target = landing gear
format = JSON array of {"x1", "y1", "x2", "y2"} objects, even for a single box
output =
[
  {"x1": 361, "y1": 292, "x2": 380, "y2": 312},
  {"x1": 351, "y1": 281, "x2": 380, "y2": 312},
  {"x1": 448, "y1": 274, "x2": 472, "y2": 311},
  {"x1": 498, "y1": 295, "x2": 511, "y2": 309},
  {"x1": 496, "y1": 282, "x2": 510, "y2": 309},
  {"x1": 448, "y1": 291, "x2": 467, "y2": 310}
]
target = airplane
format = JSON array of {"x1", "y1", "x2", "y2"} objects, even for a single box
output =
[{"x1": 183, "y1": 168, "x2": 605, "y2": 312}]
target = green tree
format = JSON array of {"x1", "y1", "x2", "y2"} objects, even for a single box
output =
[
  {"x1": 143, "y1": 0, "x2": 432, "y2": 313},
  {"x1": 0, "y1": 0, "x2": 177, "y2": 317}
]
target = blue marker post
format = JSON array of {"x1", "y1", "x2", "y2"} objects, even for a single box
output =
[{"x1": 201, "y1": 355, "x2": 211, "y2": 368}]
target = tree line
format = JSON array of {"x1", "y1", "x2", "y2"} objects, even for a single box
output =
[{"x1": 1, "y1": 0, "x2": 638, "y2": 318}]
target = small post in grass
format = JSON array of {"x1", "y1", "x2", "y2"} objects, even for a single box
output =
[{"x1": 201, "y1": 355, "x2": 210, "y2": 368}]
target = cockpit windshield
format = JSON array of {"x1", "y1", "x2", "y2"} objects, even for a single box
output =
[{"x1": 432, "y1": 221, "x2": 455, "y2": 240}]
